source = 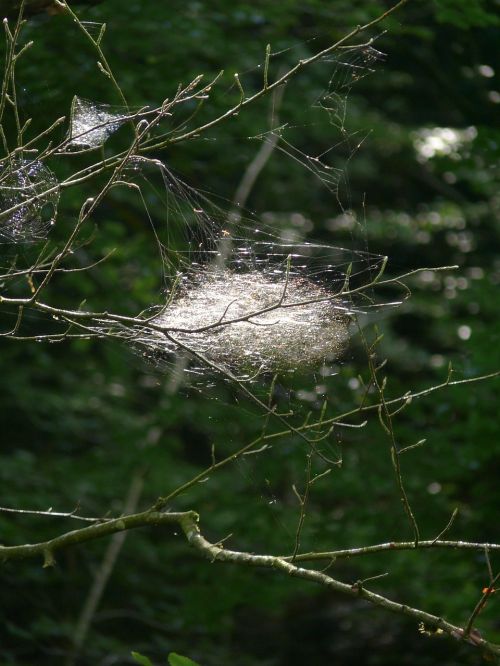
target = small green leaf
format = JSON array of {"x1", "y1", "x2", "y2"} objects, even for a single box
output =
[
  {"x1": 168, "y1": 653, "x2": 200, "y2": 666},
  {"x1": 131, "y1": 652, "x2": 154, "y2": 666}
]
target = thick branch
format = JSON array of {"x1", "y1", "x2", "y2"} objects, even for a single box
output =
[
  {"x1": 181, "y1": 517, "x2": 500, "y2": 659},
  {"x1": 0, "y1": 510, "x2": 197, "y2": 563},
  {"x1": 1, "y1": 509, "x2": 499, "y2": 657}
]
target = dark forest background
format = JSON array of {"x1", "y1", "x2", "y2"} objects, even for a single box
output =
[{"x1": 0, "y1": 1, "x2": 499, "y2": 664}]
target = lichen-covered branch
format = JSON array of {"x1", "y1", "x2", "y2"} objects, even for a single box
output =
[{"x1": 1, "y1": 508, "x2": 499, "y2": 657}]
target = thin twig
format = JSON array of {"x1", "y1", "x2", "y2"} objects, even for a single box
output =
[
  {"x1": 463, "y1": 571, "x2": 500, "y2": 639},
  {"x1": 0, "y1": 505, "x2": 99, "y2": 522}
]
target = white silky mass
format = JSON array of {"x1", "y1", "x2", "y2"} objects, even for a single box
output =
[{"x1": 138, "y1": 269, "x2": 351, "y2": 374}]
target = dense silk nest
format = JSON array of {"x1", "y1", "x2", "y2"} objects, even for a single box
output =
[{"x1": 136, "y1": 269, "x2": 351, "y2": 374}]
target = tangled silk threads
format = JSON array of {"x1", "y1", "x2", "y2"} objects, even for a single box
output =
[
  {"x1": 0, "y1": 159, "x2": 60, "y2": 243},
  {"x1": 136, "y1": 269, "x2": 351, "y2": 375},
  {"x1": 64, "y1": 96, "x2": 128, "y2": 151}
]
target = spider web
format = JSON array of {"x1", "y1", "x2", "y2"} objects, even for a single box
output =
[
  {"x1": 96, "y1": 151, "x2": 386, "y2": 385},
  {"x1": 97, "y1": 44, "x2": 389, "y2": 388},
  {"x1": 62, "y1": 96, "x2": 130, "y2": 152},
  {"x1": 0, "y1": 158, "x2": 60, "y2": 243}
]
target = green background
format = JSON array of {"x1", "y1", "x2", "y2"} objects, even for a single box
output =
[{"x1": 0, "y1": 1, "x2": 499, "y2": 664}]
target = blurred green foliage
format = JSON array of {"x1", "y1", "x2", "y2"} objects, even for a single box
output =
[{"x1": 0, "y1": 1, "x2": 499, "y2": 664}]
